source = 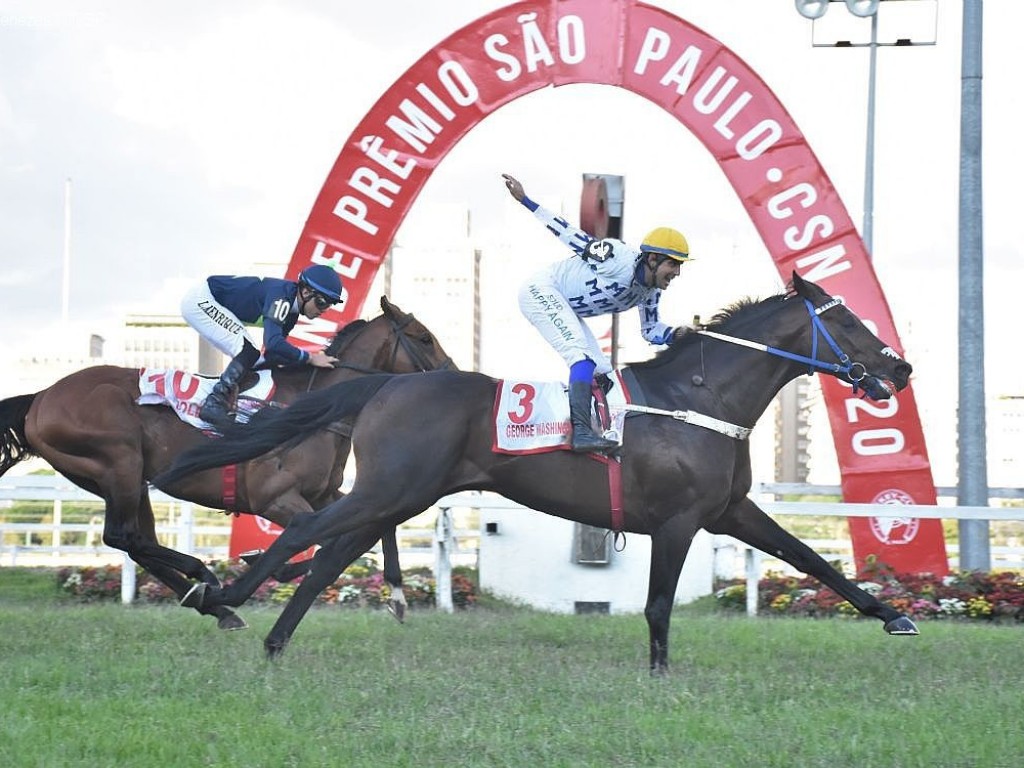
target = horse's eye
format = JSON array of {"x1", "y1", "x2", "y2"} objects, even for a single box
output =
[
  {"x1": 838, "y1": 311, "x2": 859, "y2": 330},
  {"x1": 418, "y1": 333, "x2": 433, "y2": 344}
]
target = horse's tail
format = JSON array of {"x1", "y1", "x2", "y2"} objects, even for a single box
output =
[
  {"x1": 0, "y1": 393, "x2": 38, "y2": 477},
  {"x1": 154, "y1": 374, "x2": 394, "y2": 488}
]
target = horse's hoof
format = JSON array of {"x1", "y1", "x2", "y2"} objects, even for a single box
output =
[
  {"x1": 217, "y1": 612, "x2": 249, "y2": 631},
  {"x1": 884, "y1": 616, "x2": 920, "y2": 635},
  {"x1": 386, "y1": 598, "x2": 406, "y2": 624},
  {"x1": 180, "y1": 583, "x2": 207, "y2": 609},
  {"x1": 264, "y1": 638, "x2": 289, "y2": 660}
]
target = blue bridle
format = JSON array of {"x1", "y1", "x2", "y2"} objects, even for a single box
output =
[{"x1": 696, "y1": 296, "x2": 872, "y2": 393}]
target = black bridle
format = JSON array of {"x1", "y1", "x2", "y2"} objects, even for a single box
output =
[
  {"x1": 305, "y1": 313, "x2": 454, "y2": 392},
  {"x1": 383, "y1": 312, "x2": 456, "y2": 373}
]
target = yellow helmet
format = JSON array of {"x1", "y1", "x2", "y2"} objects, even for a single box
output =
[{"x1": 640, "y1": 227, "x2": 691, "y2": 261}]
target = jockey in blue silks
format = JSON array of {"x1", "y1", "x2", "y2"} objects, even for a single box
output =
[{"x1": 180, "y1": 264, "x2": 343, "y2": 428}]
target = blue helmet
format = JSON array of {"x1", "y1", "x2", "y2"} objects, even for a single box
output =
[{"x1": 298, "y1": 264, "x2": 343, "y2": 303}]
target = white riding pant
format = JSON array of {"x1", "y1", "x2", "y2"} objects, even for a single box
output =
[
  {"x1": 518, "y1": 276, "x2": 612, "y2": 375},
  {"x1": 181, "y1": 281, "x2": 257, "y2": 359}
]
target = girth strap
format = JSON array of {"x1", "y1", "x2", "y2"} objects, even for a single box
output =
[
  {"x1": 221, "y1": 464, "x2": 239, "y2": 511},
  {"x1": 620, "y1": 403, "x2": 752, "y2": 440}
]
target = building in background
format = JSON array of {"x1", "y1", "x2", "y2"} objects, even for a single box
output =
[{"x1": 776, "y1": 377, "x2": 813, "y2": 484}]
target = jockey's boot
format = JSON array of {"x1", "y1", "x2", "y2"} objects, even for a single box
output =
[
  {"x1": 568, "y1": 381, "x2": 618, "y2": 454},
  {"x1": 200, "y1": 357, "x2": 247, "y2": 429}
]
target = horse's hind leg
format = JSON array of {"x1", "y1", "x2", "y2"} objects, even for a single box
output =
[
  {"x1": 263, "y1": 524, "x2": 388, "y2": 658},
  {"x1": 706, "y1": 497, "x2": 918, "y2": 634},
  {"x1": 103, "y1": 487, "x2": 246, "y2": 630}
]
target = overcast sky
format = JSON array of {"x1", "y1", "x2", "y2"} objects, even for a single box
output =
[{"x1": 1, "y1": 0, "x2": 1019, "y2": 408}]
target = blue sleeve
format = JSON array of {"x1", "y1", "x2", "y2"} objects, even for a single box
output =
[
  {"x1": 638, "y1": 292, "x2": 675, "y2": 345},
  {"x1": 260, "y1": 288, "x2": 309, "y2": 366},
  {"x1": 519, "y1": 196, "x2": 593, "y2": 257}
]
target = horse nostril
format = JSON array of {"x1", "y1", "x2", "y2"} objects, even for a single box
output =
[{"x1": 896, "y1": 362, "x2": 913, "y2": 381}]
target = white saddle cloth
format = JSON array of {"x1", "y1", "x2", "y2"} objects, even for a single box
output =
[
  {"x1": 137, "y1": 368, "x2": 275, "y2": 430},
  {"x1": 492, "y1": 372, "x2": 629, "y2": 455}
]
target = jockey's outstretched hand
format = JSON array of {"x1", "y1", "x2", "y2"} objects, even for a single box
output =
[
  {"x1": 308, "y1": 351, "x2": 339, "y2": 368},
  {"x1": 502, "y1": 173, "x2": 526, "y2": 202}
]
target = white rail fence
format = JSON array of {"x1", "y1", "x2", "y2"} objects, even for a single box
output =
[{"x1": 2, "y1": 475, "x2": 1022, "y2": 613}]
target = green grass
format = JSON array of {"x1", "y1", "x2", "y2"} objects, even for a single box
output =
[
  {"x1": 1, "y1": 568, "x2": 1021, "y2": 767},
  {"x1": 0, "y1": 566, "x2": 68, "y2": 604}
]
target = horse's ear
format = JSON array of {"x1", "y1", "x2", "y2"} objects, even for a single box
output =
[
  {"x1": 791, "y1": 271, "x2": 822, "y2": 299},
  {"x1": 791, "y1": 270, "x2": 806, "y2": 294},
  {"x1": 380, "y1": 295, "x2": 392, "y2": 314}
]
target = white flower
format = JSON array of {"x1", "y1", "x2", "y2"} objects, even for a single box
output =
[{"x1": 939, "y1": 598, "x2": 966, "y2": 615}]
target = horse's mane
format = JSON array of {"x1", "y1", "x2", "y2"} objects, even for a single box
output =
[
  {"x1": 324, "y1": 319, "x2": 368, "y2": 357},
  {"x1": 629, "y1": 290, "x2": 790, "y2": 370}
]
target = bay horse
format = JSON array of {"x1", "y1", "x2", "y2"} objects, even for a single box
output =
[
  {"x1": 159, "y1": 273, "x2": 919, "y2": 672},
  {"x1": 0, "y1": 297, "x2": 454, "y2": 629}
]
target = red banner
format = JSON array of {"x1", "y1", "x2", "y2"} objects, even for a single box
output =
[
  {"x1": 229, "y1": 515, "x2": 316, "y2": 564},
  {"x1": 280, "y1": 0, "x2": 947, "y2": 575}
]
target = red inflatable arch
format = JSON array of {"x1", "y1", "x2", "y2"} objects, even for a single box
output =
[{"x1": 281, "y1": 0, "x2": 947, "y2": 575}]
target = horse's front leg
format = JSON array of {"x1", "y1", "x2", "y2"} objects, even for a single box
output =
[
  {"x1": 243, "y1": 526, "x2": 407, "y2": 621},
  {"x1": 379, "y1": 527, "x2": 407, "y2": 622},
  {"x1": 645, "y1": 513, "x2": 702, "y2": 676},
  {"x1": 706, "y1": 497, "x2": 919, "y2": 634},
  {"x1": 263, "y1": 524, "x2": 389, "y2": 659}
]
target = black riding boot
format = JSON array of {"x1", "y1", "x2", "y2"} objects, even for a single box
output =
[
  {"x1": 568, "y1": 381, "x2": 618, "y2": 454},
  {"x1": 200, "y1": 357, "x2": 248, "y2": 429}
]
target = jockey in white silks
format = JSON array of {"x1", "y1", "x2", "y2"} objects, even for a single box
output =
[{"x1": 503, "y1": 173, "x2": 695, "y2": 454}]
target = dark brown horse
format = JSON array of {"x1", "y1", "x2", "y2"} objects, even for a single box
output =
[
  {"x1": 0, "y1": 297, "x2": 454, "y2": 629},
  {"x1": 159, "y1": 273, "x2": 919, "y2": 671}
]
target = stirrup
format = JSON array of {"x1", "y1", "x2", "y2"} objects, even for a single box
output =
[{"x1": 571, "y1": 431, "x2": 619, "y2": 454}]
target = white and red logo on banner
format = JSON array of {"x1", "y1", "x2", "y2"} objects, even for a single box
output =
[{"x1": 269, "y1": 0, "x2": 947, "y2": 575}]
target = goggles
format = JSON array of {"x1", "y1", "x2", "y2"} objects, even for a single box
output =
[{"x1": 310, "y1": 293, "x2": 336, "y2": 311}]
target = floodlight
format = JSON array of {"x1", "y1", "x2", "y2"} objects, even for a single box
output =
[
  {"x1": 845, "y1": 0, "x2": 880, "y2": 17},
  {"x1": 794, "y1": 0, "x2": 829, "y2": 20}
]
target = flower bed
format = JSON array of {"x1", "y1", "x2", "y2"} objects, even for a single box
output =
[
  {"x1": 57, "y1": 556, "x2": 477, "y2": 611},
  {"x1": 715, "y1": 558, "x2": 1024, "y2": 623}
]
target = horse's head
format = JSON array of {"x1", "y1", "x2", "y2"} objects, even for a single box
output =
[
  {"x1": 321, "y1": 297, "x2": 455, "y2": 377},
  {"x1": 375, "y1": 296, "x2": 457, "y2": 373},
  {"x1": 791, "y1": 272, "x2": 912, "y2": 400}
]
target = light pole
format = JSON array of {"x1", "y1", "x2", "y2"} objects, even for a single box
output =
[
  {"x1": 793, "y1": 0, "x2": 935, "y2": 258},
  {"x1": 796, "y1": 1, "x2": 990, "y2": 571}
]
